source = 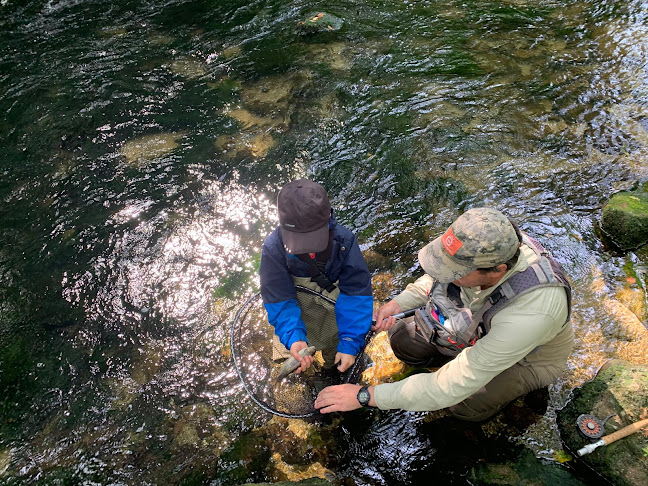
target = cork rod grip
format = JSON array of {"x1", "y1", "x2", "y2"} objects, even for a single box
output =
[{"x1": 602, "y1": 418, "x2": 648, "y2": 445}]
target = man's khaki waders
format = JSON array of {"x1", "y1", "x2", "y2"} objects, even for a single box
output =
[{"x1": 389, "y1": 317, "x2": 564, "y2": 422}]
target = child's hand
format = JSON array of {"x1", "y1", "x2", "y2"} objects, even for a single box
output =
[
  {"x1": 335, "y1": 352, "x2": 355, "y2": 372},
  {"x1": 290, "y1": 341, "x2": 314, "y2": 373}
]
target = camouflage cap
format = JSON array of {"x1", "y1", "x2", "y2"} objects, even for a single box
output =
[{"x1": 418, "y1": 207, "x2": 519, "y2": 283}]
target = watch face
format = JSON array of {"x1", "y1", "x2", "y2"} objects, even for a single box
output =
[{"x1": 357, "y1": 387, "x2": 370, "y2": 406}]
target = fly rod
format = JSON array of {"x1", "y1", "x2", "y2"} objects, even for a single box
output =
[{"x1": 577, "y1": 418, "x2": 648, "y2": 456}]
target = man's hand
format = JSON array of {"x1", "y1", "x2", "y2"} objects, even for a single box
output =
[
  {"x1": 290, "y1": 340, "x2": 314, "y2": 374},
  {"x1": 372, "y1": 300, "x2": 403, "y2": 332},
  {"x1": 335, "y1": 352, "x2": 355, "y2": 372},
  {"x1": 315, "y1": 384, "x2": 374, "y2": 413}
]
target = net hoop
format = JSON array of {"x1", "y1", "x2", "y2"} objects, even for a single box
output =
[
  {"x1": 230, "y1": 288, "x2": 373, "y2": 419},
  {"x1": 230, "y1": 292, "x2": 319, "y2": 419}
]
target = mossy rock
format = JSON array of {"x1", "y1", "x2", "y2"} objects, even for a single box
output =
[
  {"x1": 296, "y1": 12, "x2": 344, "y2": 35},
  {"x1": 468, "y1": 448, "x2": 586, "y2": 485},
  {"x1": 556, "y1": 360, "x2": 648, "y2": 486},
  {"x1": 236, "y1": 479, "x2": 330, "y2": 486},
  {"x1": 601, "y1": 186, "x2": 648, "y2": 250}
]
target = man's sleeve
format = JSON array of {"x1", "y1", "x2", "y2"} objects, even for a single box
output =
[
  {"x1": 374, "y1": 287, "x2": 568, "y2": 411},
  {"x1": 393, "y1": 274, "x2": 434, "y2": 311}
]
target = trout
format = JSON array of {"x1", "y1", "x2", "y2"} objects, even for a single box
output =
[{"x1": 276, "y1": 346, "x2": 316, "y2": 381}]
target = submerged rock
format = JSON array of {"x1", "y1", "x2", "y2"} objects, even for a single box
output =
[
  {"x1": 600, "y1": 184, "x2": 648, "y2": 250},
  {"x1": 557, "y1": 360, "x2": 648, "y2": 486},
  {"x1": 0, "y1": 448, "x2": 10, "y2": 476},
  {"x1": 215, "y1": 131, "x2": 276, "y2": 159},
  {"x1": 468, "y1": 448, "x2": 586, "y2": 485},
  {"x1": 223, "y1": 45, "x2": 243, "y2": 59},
  {"x1": 166, "y1": 57, "x2": 209, "y2": 80},
  {"x1": 219, "y1": 416, "x2": 334, "y2": 485},
  {"x1": 362, "y1": 331, "x2": 406, "y2": 384},
  {"x1": 270, "y1": 453, "x2": 331, "y2": 484},
  {"x1": 237, "y1": 479, "x2": 331, "y2": 486},
  {"x1": 306, "y1": 42, "x2": 352, "y2": 71},
  {"x1": 121, "y1": 132, "x2": 185, "y2": 165},
  {"x1": 296, "y1": 13, "x2": 344, "y2": 36},
  {"x1": 240, "y1": 77, "x2": 294, "y2": 113}
]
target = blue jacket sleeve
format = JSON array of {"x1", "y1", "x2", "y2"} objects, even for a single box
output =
[
  {"x1": 264, "y1": 300, "x2": 308, "y2": 350},
  {"x1": 335, "y1": 294, "x2": 373, "y2": 355},
  {"x1": 259, "y1": 234, "x2": 308, "y2": 350},
  {"x1": 334, "y1": 235, "x2": 373, "y2": 355}
]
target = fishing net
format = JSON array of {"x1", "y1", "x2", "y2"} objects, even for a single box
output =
[{"x1": 230, "y1": 286, "x2": 373, "y2": 418}]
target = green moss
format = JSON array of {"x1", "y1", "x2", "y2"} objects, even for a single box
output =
[
  {"x1": 601, "y1": 191, "x2": 648, "y2": 250},
  {"x1": 607, "y1": 192, "x2": 648, "y2": 214},
  {"x1": 557, "y1": 361, "x2": 648, "y2": 486}
]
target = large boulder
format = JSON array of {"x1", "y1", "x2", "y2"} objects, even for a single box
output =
[
  {"x1": 600, "y1": 184, "x2": 648, "y2": 250},
  {"x1": 557, "y1": 360, "x2": 648, "y2": 486}
]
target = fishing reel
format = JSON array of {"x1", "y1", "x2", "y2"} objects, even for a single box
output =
[{"x1": 576, "y1": 414, "x2": 614, "y2": 440}]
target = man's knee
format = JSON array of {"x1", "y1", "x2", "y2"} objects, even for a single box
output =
[
  {"x1": 388, "y1": 319, "x2": 442, "y2": 367},
  {"x1": 447, "y1": 400, "x2": 503, "y2": 422},
  {"x1": 447, "y1": 365, "x2": 554, "y2": 422}
]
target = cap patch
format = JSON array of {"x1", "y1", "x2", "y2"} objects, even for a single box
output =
[{"x1": 442, "y1": 227, "x2": 463, "y2": 256}]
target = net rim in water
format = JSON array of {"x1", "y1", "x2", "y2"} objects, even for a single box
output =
[{"x1": 230, "y1": 288, "x2": 372, "y2": 419}]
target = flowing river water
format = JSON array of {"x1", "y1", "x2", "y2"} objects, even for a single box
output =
[{"x1": 1, "y1": 0, "x2": 648, "y2": 484}]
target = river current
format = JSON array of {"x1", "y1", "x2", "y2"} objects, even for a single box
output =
[{"x1": 1, "y1": 0, "x2": 647, "y2": 484}]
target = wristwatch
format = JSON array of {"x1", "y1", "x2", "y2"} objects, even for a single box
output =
[{"x1": 357, "y1": 386, "x2": 372, "y2": 407}]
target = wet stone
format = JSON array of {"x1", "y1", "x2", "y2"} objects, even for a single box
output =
[
  {"x1": 296, "y1": 13, "x2": 344, "y2": 36},
  {"x1": 166, "y1": 57, "x2": 210, "y2": 80},
  {"x1": 121, "y1": 132, "x2": 186, "y2": 165},
  {"x1": 0, "y1": 448, "x2": 11, "y2": 476},
  {"x1": 601, "y1": 183, "x2": 648, "y2": 250},
  {"x1": 222, "y1": 45, "x2": 243, "y2": 59},
  {"x1": 557, "y1": 360, "x2": 648, "y2": 486}
]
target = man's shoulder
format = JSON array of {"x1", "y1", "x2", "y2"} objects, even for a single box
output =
[{"x1": 495, "y1": 285, "x2": 569, "y2": 325}]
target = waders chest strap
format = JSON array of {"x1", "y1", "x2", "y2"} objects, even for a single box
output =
[{"x1": 295, "y1": 230, "x2": 337, "y2": 293}]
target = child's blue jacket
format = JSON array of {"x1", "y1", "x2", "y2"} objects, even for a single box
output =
[{"x1": 260, "y1": 212, "x2": 373, "y2": 355}]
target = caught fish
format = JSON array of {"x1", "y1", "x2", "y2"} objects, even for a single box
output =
[{"x1": 276, "y1": 346, "x2": 316, "y2": 381}]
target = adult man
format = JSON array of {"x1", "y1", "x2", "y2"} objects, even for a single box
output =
[
  {"x1": 260, "y1": 178, "x2": 373, "y2": 375},
  {"x1": 315, "y1": 207, "x2": 573, "y2": 421}
]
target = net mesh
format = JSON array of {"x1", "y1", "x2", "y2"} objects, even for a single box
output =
[{"x1": 231, "y1": 287, "x2": 371, "y2": 418}]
